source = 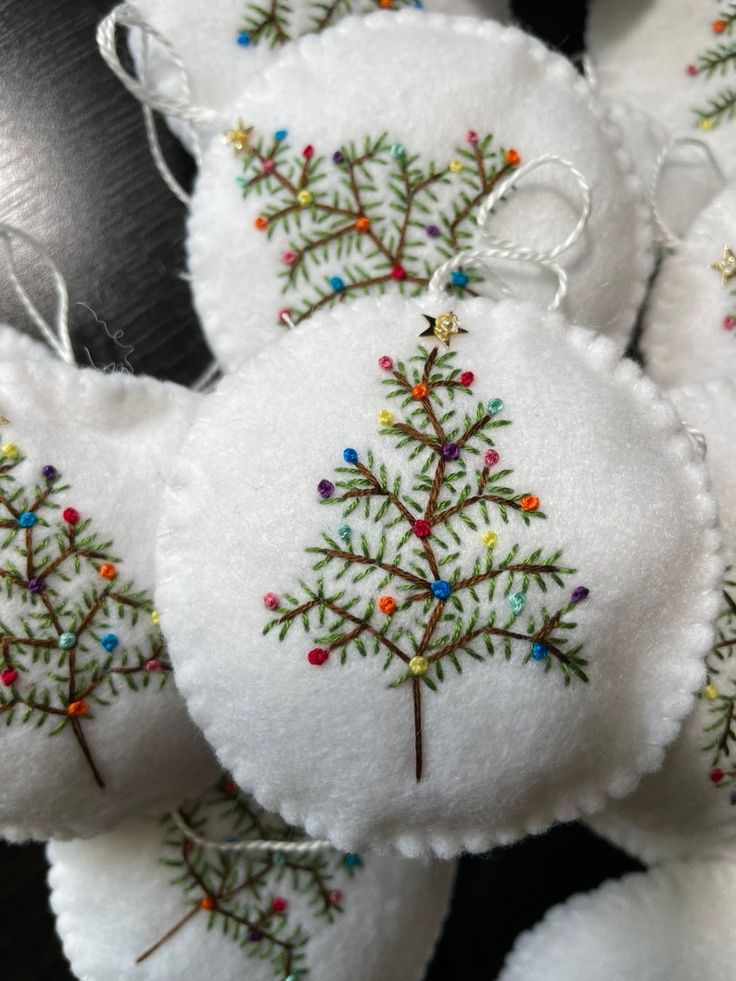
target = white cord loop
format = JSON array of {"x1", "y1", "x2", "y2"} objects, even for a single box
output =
[
  {"x1": 0, "y1": 223, "x2": 75, "y2": 364},
  {"x1": 170, "y1": 810, "x2": 333, "y2": 855},
  {"x1": 650, "y1": 138, "x2": 726, "y2": 250}
]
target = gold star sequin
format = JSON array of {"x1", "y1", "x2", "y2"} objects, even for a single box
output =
[
  {"x1": 711, "y1": 244, "x2": 736, "y2": 286},
  {"x1": 419, "y1": 311, "x2": 467, "y2": 347},
  {"x1": 224, "y1": 120, "x2": 254, "y2": 156}
]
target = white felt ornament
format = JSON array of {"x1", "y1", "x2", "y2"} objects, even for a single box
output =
[
  {"x1": 498, "y1": 856, "x2": 736, "y2": 981},
  {"x1": 643, "y1": 182, "x2": 736, "y2": 389},
  {"x1": 47, "y1": 778, "x2": 455, "y2": 981},
  {"x1": 183, "y1": 12, "x2": 653, "y2": 370},
  {"x1": 155, "y1": 291, "x2": 721, "y2": 858},
  {"x1": 115, "y1": 0, "x2": 504, "y2": 156},
  {"x1": 589, "y1": 381, "x2": 736, "y2": 865}
]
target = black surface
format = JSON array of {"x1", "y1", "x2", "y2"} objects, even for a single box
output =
[{"x1": 0, "y1": 1, "x2": 644, "y2": 978}]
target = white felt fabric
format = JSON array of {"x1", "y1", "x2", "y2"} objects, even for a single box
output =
[
  {"x1": 499, "y1": 857, "x2": 736, "y2": 981},
  {"x1": 47, "y1": 783, "x2": 455, "y2": 981},
  {"x1": 590, "y1": 381, "x2": 736, "y2": 865},
  {"x1": 187, "y1": 12, "x2": 653, "y2": 371},
  {"x1": 642, "y1": 182, "x2": 736, "y2": 389},
  {"x1": 155, "y1": 293, "x2": 721, "y2": 858},
  {"x1": 587, "y1": 0, "x2": 736, "y2": 181},
  {"x1": 128, "y1": 0, "x2": 506, "y2": 153},
  {"x1": 0, "y1": 324, "x2": 55, "y2": 363},
  {"x1": 0, "y1": 353, "x2": 218, "y2": 842}
]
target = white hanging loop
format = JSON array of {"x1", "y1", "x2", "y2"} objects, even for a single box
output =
[
  {"x1": 476, "y1": 154, "x2": 592, "y2": 263},
  {"x1": 170, "y1": 809, "x2": 332, "y2": 855},
  {"x1": 0, "y1": 223, "x2": 75, "y2": 364},
  {"x1": 683, "y1": 423, "x2": 708, "y2": 460},
  {"x1": 650, "y1": 138, "x2": 726, "y2": 251}
]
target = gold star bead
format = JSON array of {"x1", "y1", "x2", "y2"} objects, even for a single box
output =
[
  {"x1": 419, "y1": 311, "x2": 467, "y2": 347},
  {"x1": 711, "y1": 245, "x2": 736, "y2": 285},
  {"x1": 225, "y1": 121, "x2": 254, "y2": 155}
]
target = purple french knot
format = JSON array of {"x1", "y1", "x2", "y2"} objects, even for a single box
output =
[
  {"x1": 571, "y1": 586, "x2": 590, "y2": 604},
  {"x1": 333, "y1": 151, "x2": 345, "y2": 164},
  {"x1": 27, "y1": 577, "x2": 46, "y2": 594},
  {"x1": 317, "y1": 479, "x2": 335, "y2": 499},
  {"x1": 426, "y1": 224, "x2": 441, "y2": 238},
  {"x1": 442, "y1": 443, "x2": 460, "y2": 461},
  {"x1": 248, "y1": 928, "x2": 263, "y2": 942},
  {"x1": 42, "y1": 465, "x2": 57, "y2": 480}
]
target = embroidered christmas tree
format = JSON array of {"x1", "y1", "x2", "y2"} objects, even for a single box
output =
[
  {"x1": 236, "y1": 0, "x2": 422, "y2": 49},
  {"x1": 233, "y1": 128, "x2": 521, "y2": 326},
  {"x1": 688, "y1": 3, "x2": 736, "y2": 130},
  {"x1": 0, "y1": 436, "x2": 170, "y2": 789},
  {"x1": 138, "y1": 778, "x2": 360, "y2": 979},
  {"x1": 263, "y1": 328, "x2": 591, "y2": 781},
  {"x1": 703, "y1": 570, "x2": 736, "y2": 798}
]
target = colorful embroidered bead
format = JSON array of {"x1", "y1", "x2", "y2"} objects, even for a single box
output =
[
  {"x1": 413, "y1": 519, "x2": 431, "y2": 539},
  {"x1": 390, "y1": 143, "x2": 406, "y2": 158},
  {"x1": 333, "y1": 150, "x2": 345, "y2": 164},
  {"x1": 509, "y1": 591, "x2": 526, "y2": 614},
  {"x1": 100, "y1": 633, "x2": 119, "y2": 652},
  {"x1": 99, "y1": 563, "x2": 117, "y2": 580},
  {"x1": 59, "y1": 632, "x2": 77, "y2": 650},
  {"x1": 532, "y1": 642, "x2": 548, "y2": 661},
  {"x1": 302, "y1": 144, "x2": 314, "y2": 159},
  {"x1": 329, "y1": 276, "x2": 346, "y2": 292},
  {"x1": 274, "y1": 129, "x2": 288, "y2": 142},
  {"x1": 329, "y1": 889, "x2": 343, "y2": 904},
  {"x1": 200, "y1": 896, "x2": 216, "y2": 911},
  {"x1": 263, "y1": 593, "x2": 280, "y2": 610},
  {"x1": 355, "y1": 216, "x2": 371, "y2": 233},
  {"x1": 450, "y1": 269, "x2": 469, "y2": 287},
  {"x1": 378, "y1": 409, "x2": 394, "y2": 426},
  {"x1": 506, "y1": 148, "x2": 521, "y2": 165},
  {"x1": 378, "y1": 356, "x2": 394, "y2": 371},
  {"x1": 409, "y1": 655, "x2": 429, "y2": 676},
  {"x1": 282, "y1": 250, "x2": 297, "y2": 265},
  {"x1": 343, "y1": 448, "x2": 359, "y2": 464},
  {"x1": 42, "y1": 465, "x2": 57, "y2": 480},
  {"x1": 412, "y1": 383, "x2": 428, "y2": 400},
  {"x1": 297, "y1": 190, "x2": 314, "y2": 207},
  {"x1": 685, "y1": 64, "x2": 698, "y2": 76},
  {"x1": 723, "y1": 316, "x2": 735, "y2": 330},
  {"x1": 459, "y1": 371, "x2": 474, "y2": 387},
  {"x1": 145, "y1": 659, "x2": 162, "y2": 672},
  {"x1": 254, "y1": 215, "x2": 268, "y2": 230},
  {"x1": 27, "y1": 577, "x2": 45, "y2": 593},
  {"x1": 344, "y1": 853, "x2": 363, "y2": 868},
  {"x1": 486, "y1": 398, "x2": 504, "y2": 416},
  {"x1": 711, "y1": 767, "x2": 725, "y2": 783},
  {"x1": 520, "y1": 495, "x2": 540, "y2": 512},
  {"x1": 571, "y1": 586, "x2": 590, "y2": 604},
  {"x1": 17, "y1": 511, "x2": 37, "y2": 528},
  {"x1": 317, "y1": 479, "x2": 335, "y2": 499},
  {"x1": 378, "y1": 595, "x2": 397, "y2": 615},
  {"x1": 449, "y1": 158, "x2": 463, "y2": 173},
  {"x1": 431, "y1": 580, "x2": 452, "y2": 600},
  {"x1": 237, "y1": 31, "x2": 250, "y2": 46},
  {"x1": 2, "y1": 443, "x2": 19, "y2": 459},
  {"x1": 442, "y1": 443, "x2": 460, "y2": 461},
  {"x1": 390, "y1": 264, "x2": 407, "y2": 280},
  {"x1": 426, "y1": 224, "x2": 441, "y2": 237},
  {"x1": 67, "y1": 699, "x2": 88, "y2": 716},
  {"x1": 484, "y1": 449, "x2": 500, "y2": 468},
  {"x1": 308, "y1": 647, "x2": 329, "y2": 666},
  {"x1": 704, "y1": 683, "x2": 719, "y2": 700},
  {"x1": 271, "y1": 897, "x2": 288, "y2": 913},
  {"x1": 481, "y1": 531, "x2": 497, "y2": 548},
  {"x1": 338, "y1": 524, "x2": 352, "y2": 541},
  {"x1": 1, "y1": 668, "x2": 17, "y2": 687}
]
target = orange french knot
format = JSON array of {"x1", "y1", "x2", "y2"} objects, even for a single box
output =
[
  {"x1": 355, "y1": 216, "x2": 371, "y2": 233},
  {"x1": 520, "y1": 495, "x2": 540, "y2": 512},
  {"x1": 506, "y1": 148, "x2": 521, "y2": 166},
  {"x1": 67, "y1": 700, "x2": 88, "y2": 717},
  {"x1": 99, "y1": 563, "x2": 117, "y2": 580},
  {"x1": 200, "y1": 896, "x2": 216, "y2": 911},
  {"x1": 713, "y1": 19, "x2": 727, "y2": 33},
  {"x1": 378, "y1": 595, "x2": 397, "y2": 615},
  {"x1": 412, "y1": 383, "x2": 428, "y2": 400},
  {"x1": 254, "y1": 215, "x2": 268, "y2": 230},
  {"x1": 379, "y1": 0, "x2": 393, "y2": 7}
]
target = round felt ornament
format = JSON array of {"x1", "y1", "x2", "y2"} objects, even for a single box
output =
[
  {"x1": 642, "y1": 182, "x2": 736, "y2": 389},
  {"x1": 499, "y1": 857, "x2": 736, "y2": 981},
  {"x1": 186, "y1": 12, "x2": 653, "y2": 370},
  {"x1": 47, "y1": 778, "x2": 455, "y2": 981},
  {"x1": 155, "y1": 292, "x2": 721, "y2": 858},
  {"x1": 0, "y1": 341, "x2": 218, "y2": 841},
  {"x1": 589, "y1": 381, "x2": 736, "y2": 865},
  {"x1": 122, "y1": 0, "x2": 503, "y2": 154}
]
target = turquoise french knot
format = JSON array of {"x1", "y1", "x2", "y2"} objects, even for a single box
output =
[
  {"x1": 338, "y1": 524, "x2": 352, "y2": 541},
  {"x1": 274, "y1": 129, "x2": 288, "y2": 142},
  {"x1": 59, "y1": 632, "x2": 77, "y2": 650},
  {"x1": 487, "y1": 398, "x2": 504, "y2": 416},
  {"x1": 237, "y1": 31, "x2": 250, "y2": 46},
  {"x1": 330, "y1": 276, "x2": 346, "y2": 292},
  {"x1": 17, "y1": 511, "x2": 38, "y2": 528},
  {"x1": 344, "y1": 853, "x2": 362, "y2": 868},
  {"x1": 100, "y1": 633, "x2": 119, "y2": 652},
  {"x1": 450, "y1": 269, "x2": 469, "y2": 287},
  {"x1": 431, "y1": 580, "x2": 452, "y2": 600},
  {"x1": 272, "y1": 852, "x2": 286, "y2": 868},
  {"x1": 390, "y1": 143, "x2": 406, "y2": 158},
  {"x1": 509, "y1": 591, "x2": 526, "y2": 614},
  {"x1": 343, "y1": 448, "x2": 359, "y2": 464},
  {"x1": 532, "y1": 642, "x2": 548, "y2": 661}
]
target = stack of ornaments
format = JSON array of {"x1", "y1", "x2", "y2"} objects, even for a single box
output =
[{"x1": 0, "y1": 0, "x2": 733, "y2": 978}]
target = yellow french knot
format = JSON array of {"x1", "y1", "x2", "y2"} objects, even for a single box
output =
[{"x1": 409, "y1": 656, "x2": 429, "y2": 676}]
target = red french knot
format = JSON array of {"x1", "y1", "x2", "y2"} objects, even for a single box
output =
[
  {"x1": 263, "y1": 592, "x2": 280, "y2": 610},
  {"x1": 378, "y1": 595, "x2": 397, "y2": 615},
  {"x1": 355, "y1": 216, "x2": 371, "y2": 233},
  {"x1": 302, "y1": 144, "x2": 315, "y2": 159},
  {"x1": 413, "y1": 519, "x2": 431, "y2": 539},
  {"x1": 506, "y1": 148, "x2": 521, "y2": 166},
  {"x1": 308, "y1": 647, "x2": 329, "y2": 666},
  {"x1": 278, "y1": 308, "x2": 292, "y2": 325},
  {"x1": 263, "y1": 159, "x2": 275, "y2": 173},
  {"x1": 200, "y1": 896, "x2": 216, "y2": 911},
  {"x1": 63, "y1": 507, "x2": 80, "y2": 525},
  {"x1": 713, "y1": 19, "x2": 727, "y2": 33},
  {"x1": 222, "y1": 779, "x2": 238, "y2": 796},
  {"x1": 67, "y1": 700, "x2": 89, "y2": 717},
  {"x1": 520, "y1": 495, "x2": 540, "y2": 512},
  {"x1": 466, "y1": 130, "x2": 478, "y2": 144},
  {"x1": 282, "y1": 250, "x2": 297, "y2": 265},
  {"x1": 271, "y1": 897, "x2": 288, "y2": 913},
  {"x1": 484, "y1": 449, "x2": 500, "y2": 467},
  {"x1": 711, "y1": 767, "x2": 725, "y2": 783},
  {"x1": 686, "y1": 64, "x2": 698, "y2": 76},
  {"x1": 182, "y1": 840, "x2": 195, "y2": 856},
  {"x1": 98, "y1": 563, "x2": 117, "y2": 580},
  {"x1": 378, "y1": 356, "x2": 393, "y2": 371},
  {"x1": 459, "y1": 371, "x2": 474, "y2": 387},
  {"x1": 390, "y1": 264, "x2": 407, "y2": 281},
  {"x1": 254, "y1": 216, "x2": 268, "y2": 230},
  {"x1": 1, "y1": 668, "x2": 17, "y2": 687},
  {"x1": 145, "y1": 659, "x2": 162, "y2": 672},
  {"x1": 412, "y1": 383, "x2": 428, "y2": 400},
  {"x1": 329, "y1": 889, "x2": 343, "y2": 904}
]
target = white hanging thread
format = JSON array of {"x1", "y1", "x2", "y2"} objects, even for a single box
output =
[
  {"x1": 429, "y1": 155, "x2": 591, "y2": 312},
  {"x1": 0, "y1": 223, "x2": 76, "y2": 364},
  {"x1": 650, "y1": 138, "x2": 726, "y2": 251},
  {"x1": 170, "y1": 809, "x2": 333, "y2": 856}
]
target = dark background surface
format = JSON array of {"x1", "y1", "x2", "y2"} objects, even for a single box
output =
[{"x1": 0, "y1": 1, "x2": 643, "y2": 978}]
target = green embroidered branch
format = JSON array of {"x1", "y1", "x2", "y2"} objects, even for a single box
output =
[
  {"x1": 0, "y1": 440, "x2": 169, "y2": 789},
  {"x1": 263, "y1": 342, "x2": 591, "y2": 781},
  {"x1": 137, "y1": 780, "x2": 361, "y2": 978},
  {"x1": 703, "y1": 573, "x2": 736, "y2": 790},
  {"x1": 236, "y1": 130, "x2": 520, "y2": 326},
  {"x1": 690, "y1": 4, "x2": 736, "y2": 130}
]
